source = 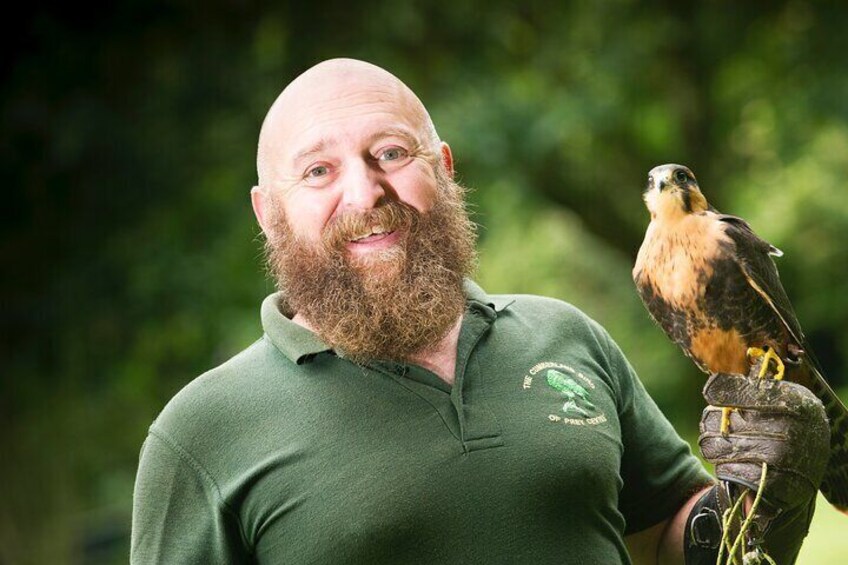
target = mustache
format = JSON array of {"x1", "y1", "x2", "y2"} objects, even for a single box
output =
[{"x1": 322, "y1": 201, "x2": 418, "y2": 250}]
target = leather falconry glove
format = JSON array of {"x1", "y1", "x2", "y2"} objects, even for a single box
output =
[
  {"x1": 696, "y1": 370, "x2": 830, "y2": 563},
  {"x1": 700, "y1": 371, "x2": 830, "y2": 510}
]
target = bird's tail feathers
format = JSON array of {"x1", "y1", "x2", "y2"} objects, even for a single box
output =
[{"x1": 806, "y1": 365, "x2": 848, "y2": 514}]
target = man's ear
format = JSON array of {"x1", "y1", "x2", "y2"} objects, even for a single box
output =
[
  {"x1": 251, "y1": 186, "x2": 272, "y2": 234},
  {"x1": 440, "y1": 142, "x2": 454, "y2": 179}
]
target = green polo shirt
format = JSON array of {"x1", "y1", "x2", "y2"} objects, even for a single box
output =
[{"x1": 131, "y1": 281, "x2": 710, "y2": 564}]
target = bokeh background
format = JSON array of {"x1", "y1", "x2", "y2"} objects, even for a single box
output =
[{"x1": 3, "y1": 1, "x2": 847, "y2": 563}]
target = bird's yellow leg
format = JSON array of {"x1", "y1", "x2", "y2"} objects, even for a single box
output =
[
  {"x1": 764, "y1": 347, "x2": 784, "y2": 380},
  {"x1": 720, "y1": 407, "x2": 734, "y2": 435},
  {"x1": 746, "y1": 346, "x2": 785, "y2": 380}
]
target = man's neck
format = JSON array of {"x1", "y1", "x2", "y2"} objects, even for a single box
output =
[
  {"x1": 406, "y1": 316, "x2": 462, "y2": 385},
  {"x1": 290, "y1": 313, "x2": 463, "y2": 385}
]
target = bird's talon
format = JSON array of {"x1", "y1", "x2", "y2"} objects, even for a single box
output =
[
  {"x1": 721, "y1": 406, "x2": 734, "y2": 435},
  {"x1": 746, "y1": 346, "x2": 785, "y2": 380},
  {"x1": 746, "y1": 346, "x2": 765, "y2": 361},
  {"x1": 746, "y1": 347, "x2": 766, "y2": 371},
  {"x1": 762, "y1": 347, "x2": 784, "y2": 381}
]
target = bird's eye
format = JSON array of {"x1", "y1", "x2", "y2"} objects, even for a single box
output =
[{"x1": 674, "y1": 170, "x2": 688, "y2": 183}]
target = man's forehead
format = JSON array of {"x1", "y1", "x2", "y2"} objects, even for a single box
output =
[
  {"x1": 286, "y1": 85, "x2": 422, "y2": 137},
  {"x1": 257, "y1": 59, "x2": 436, "y2": 181}
]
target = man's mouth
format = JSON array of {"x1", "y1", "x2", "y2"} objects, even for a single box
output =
[{"x1": 350, "y1": 227, "x2": 394, "y2": 244}]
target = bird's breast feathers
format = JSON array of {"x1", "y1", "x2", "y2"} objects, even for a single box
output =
[
  {"x1": 634, "y1": 212, "x2": 733, "y2": 309},
  {"x1": 634, "y1": 213, "x2": 750, "y2": 373}
]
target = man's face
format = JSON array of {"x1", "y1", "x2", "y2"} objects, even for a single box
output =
[
  {"x1": 253, "y1": 61, "x2": 476, "y2": 363},
  {"x1": 258, "y1": 76, "x2": 446, "y2": 267}
]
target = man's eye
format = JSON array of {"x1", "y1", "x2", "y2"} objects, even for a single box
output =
[
  {"x1": 379, "y1": 147, "x2": 407, "y2": 162},
  {"x1": 306, "y1": 165, "x2": 329, "y2": 178}
]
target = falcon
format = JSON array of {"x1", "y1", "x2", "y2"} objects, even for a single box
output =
[{"x1": 632, "y1": 163, "x2": 848, "y2": 512}]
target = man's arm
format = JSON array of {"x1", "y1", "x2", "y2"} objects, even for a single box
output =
[
  {"x1": 624, "y1": 486, "x2": 710, "y2": 565},
  {"x1": 131, "y1": 431, "x2": 248, "y2": 564},
  {"x1": 626, "y1": 369, "x2": 830, "y2": 565}
]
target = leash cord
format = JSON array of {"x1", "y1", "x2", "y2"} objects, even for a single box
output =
[{"x1": 716, "y1": 463, "x2": 776, "y2": 565}]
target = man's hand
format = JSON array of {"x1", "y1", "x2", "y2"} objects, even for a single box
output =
[
  {"x1": 699, "y1": 372, "x2": 830, "y2": 511},
  {"x1": 689, "y1": 371, "x2": 830, "y2": 564}
]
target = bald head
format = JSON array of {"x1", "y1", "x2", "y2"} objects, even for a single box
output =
[{"x1": 256, "y1": 58, "x2": 441, "y2": 188}]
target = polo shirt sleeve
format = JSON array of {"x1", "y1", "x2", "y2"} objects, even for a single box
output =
[
  {"x1": 602, "y1": 333, "x2": 713, "y2": 534},
  {"x1": 130, "y1": 429, "x2": 249, "y2": 564}
]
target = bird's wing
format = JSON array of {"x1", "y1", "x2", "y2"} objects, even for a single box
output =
[
  {"x1": 717, "y1": 214, "x2": 806, "y2": 350},
  {"x1": 720, "y1": 214, "x2": 848, "y2": 513}
]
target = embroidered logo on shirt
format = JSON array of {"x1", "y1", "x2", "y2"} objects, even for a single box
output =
[
  {"x1": 546, "y1": 369, "x2": 597, "y2": 416},
  {"x1": 522, "y1": 362, "x2": 608, "y2": 426}
]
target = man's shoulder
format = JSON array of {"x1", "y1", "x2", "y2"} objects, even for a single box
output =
[
  {"x1": 484, "y1": 291, "x2": 618, "y2": 365},
  {"x1": 148, "y1": 335, "x2": 293, "y2": 449},
  {"x1": 493, "y1": 292, "x2": 606, "y2": 333},
  {"x1": 498, "y1": 292, "x2": 583, "y2": 313}
]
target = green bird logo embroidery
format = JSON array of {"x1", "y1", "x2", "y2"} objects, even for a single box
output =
[{"x1": 546, "y1": 370, "x2": 596, "y2": 417}]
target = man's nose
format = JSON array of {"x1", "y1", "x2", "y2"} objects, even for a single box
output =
[{"x1": 340, "y1": 160, "x2": 386, "y2": 209}]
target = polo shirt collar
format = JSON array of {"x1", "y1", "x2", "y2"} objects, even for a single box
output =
[
  {"x1": 463, "y1": 279, "x2": 515, "y2": 313},
  {"x1": 261, "y1": 279, "x2": 515, "y2": 365},
  {"x1": 261, "y1": 293, "x2": 331, "y2": 365}
]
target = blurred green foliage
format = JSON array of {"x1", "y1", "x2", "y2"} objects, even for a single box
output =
[{"x1": 3, "y1": 1, "x2": 847, "y2": 563}]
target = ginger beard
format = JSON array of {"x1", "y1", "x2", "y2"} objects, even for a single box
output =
[{"x1": 264, "y1": 169, "x2": 477, "y2": 364}]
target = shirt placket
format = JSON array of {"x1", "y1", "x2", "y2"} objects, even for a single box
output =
[{"x1": 376, "y1": 303, "x2": 504, "y2": 453}]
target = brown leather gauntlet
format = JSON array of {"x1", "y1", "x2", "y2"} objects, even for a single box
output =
[
  {"x1": 695, "y1": 372, "x2": 829, "y2": 563},
  {"x1": 699, "y1": 372, "x2": 829, "y2": 510}
]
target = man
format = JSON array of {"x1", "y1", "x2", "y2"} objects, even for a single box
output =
[{"x1": 131, "y1": 58, "x2": 829, "y2": 564}]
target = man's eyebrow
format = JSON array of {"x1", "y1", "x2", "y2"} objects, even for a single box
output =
[
  {"x1": 366, "y1": 127, "x2": 421, "y2": 147},
  {"x1": 292, "y1": 140, "x2": 329, "y2": 168},
  {"x1": 290, "y1": 127, "x2": 424, "y2": 168}
]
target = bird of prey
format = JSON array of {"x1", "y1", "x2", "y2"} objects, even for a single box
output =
[{"x1": 632, "y1": 163, "x2": 848, "y2": 513}]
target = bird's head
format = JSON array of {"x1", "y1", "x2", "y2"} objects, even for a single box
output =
[{"x1": 643, "y1": 164, "x2": 708, "y2": 220}]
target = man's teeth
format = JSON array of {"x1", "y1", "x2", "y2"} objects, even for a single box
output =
[{"x1": 352, "y1": 227, "x2": 390, "y2": 242}]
